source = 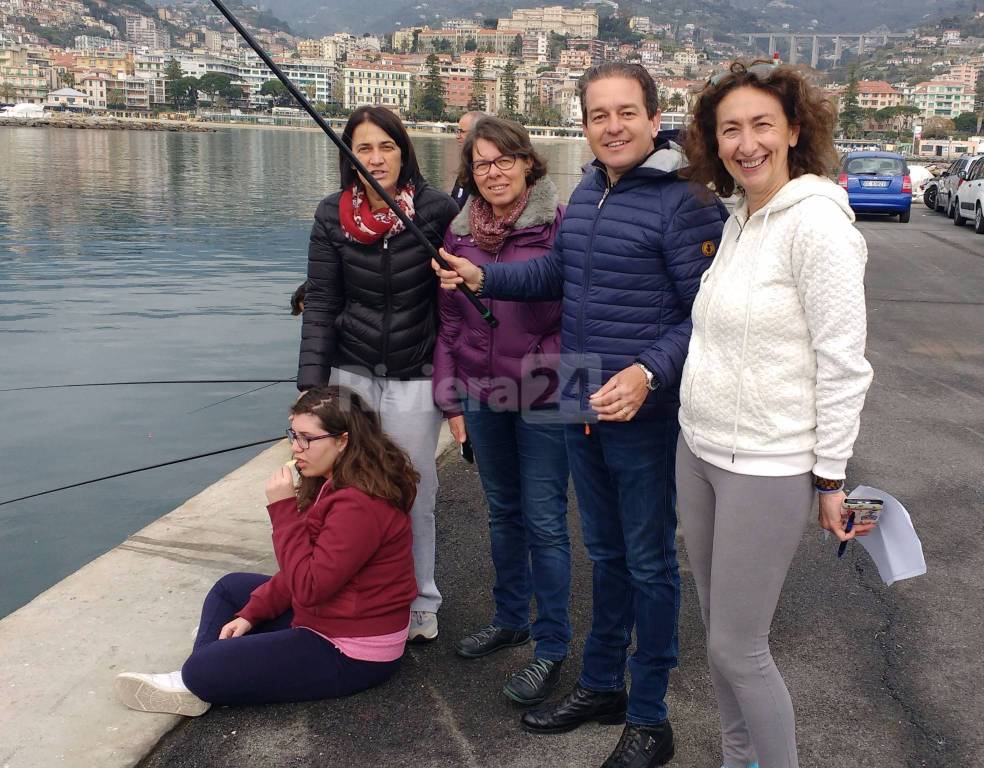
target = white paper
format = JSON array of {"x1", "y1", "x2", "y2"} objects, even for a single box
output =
[{"x1": 848, "y1": 485, "x2": 926, "y2": 586}]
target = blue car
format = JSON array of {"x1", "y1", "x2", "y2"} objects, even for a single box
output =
[{"x1": 838, "y1": 151, "x2": 912, "y2": 223}]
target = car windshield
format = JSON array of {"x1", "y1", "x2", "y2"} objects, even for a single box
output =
[{"x1": 845, "y1": 157, "x2": 905, "y2": 176}]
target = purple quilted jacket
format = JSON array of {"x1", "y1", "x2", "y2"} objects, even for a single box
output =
[{"x1": 433, "y1": 178, "x2": 564, "y2": 417}]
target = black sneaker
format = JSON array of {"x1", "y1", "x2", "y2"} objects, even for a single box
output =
[
  {"x1": 601, "y1": 721, "x2": 674, "y2": 768},
  {"x1": 502, "y1": 658, "x2": 564, "y2": 706},
  {"x1": 454, "y1": 624, "x2": 530, "y2": 659}
]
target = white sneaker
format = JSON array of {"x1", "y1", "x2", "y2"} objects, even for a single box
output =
[
  {"x1": 408, "y1": 610, "x2": 438, "y2": 643},
  {"x1": 114, "y1": 671, "x2": 211, "y2": 716}
]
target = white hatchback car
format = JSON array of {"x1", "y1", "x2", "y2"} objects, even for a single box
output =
[{"x1": 952, "y1": 156, "x2": 984, "y2": 234}]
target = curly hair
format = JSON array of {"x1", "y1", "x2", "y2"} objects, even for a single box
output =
[
  {"x1": 682, "y1": 61, "x2": 838, "y2": 197},
  {"x1": 291, "y1": 386, "x2": 419, "y2": 513},
  {"x1": 456, "y1": 115, "x2": 548, "y2": 198}
]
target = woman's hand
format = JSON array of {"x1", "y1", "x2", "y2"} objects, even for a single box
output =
[
  {"x1": 218, "y1": 617, "x2": 253, "y2": 640},
  {"x1": 448, "y1": 415, "x2": 467, "y2": 444},
  {"x1": 433, "y1": 248, "x2": 482, "y2": 292},
  {"x1": 265, "y1": 466, "x2": 296, "y2": 504},
  {"x1": 589, "y1": 365, "x2": 649, "y2": 421},
  {"x1": 818, "y1": 491, "x2": 877, "y2": 541}
]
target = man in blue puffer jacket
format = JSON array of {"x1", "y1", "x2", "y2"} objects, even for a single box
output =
[{"x1": 435, "y1": 63, "x2": 726, "y2": 768}]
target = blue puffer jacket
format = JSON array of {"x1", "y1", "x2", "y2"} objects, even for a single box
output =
[{"x1": 483, "y1": 139, "x2": 727, "y2": 420}]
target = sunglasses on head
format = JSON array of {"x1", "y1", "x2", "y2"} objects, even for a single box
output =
[{"x1": 707, "y1": 62, "x2": 777, "y2": 87}]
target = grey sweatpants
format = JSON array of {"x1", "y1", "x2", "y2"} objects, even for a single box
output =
[
  {"x1": 675, "y1": 436, "x2": 813, "y2": 768},
  {"x1": 333, "y1": 369, "x2": 443, "y2": 613}
]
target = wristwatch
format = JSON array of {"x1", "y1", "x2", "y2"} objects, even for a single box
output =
[
  {"x1": 813, "y1": 475, "x2": 845, "y2": 494},
  {"x1": 634, "y1": 362, "x2": 659, "y2": 392}
]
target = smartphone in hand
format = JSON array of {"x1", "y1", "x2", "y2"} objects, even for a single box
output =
[
  {"x1": 460, "y1": 438, "x2": 474, "y2": 464},
  {"x1": 843, "y1": 498, "x2": 884, "y2": 525}
]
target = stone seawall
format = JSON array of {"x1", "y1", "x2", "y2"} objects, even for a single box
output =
[{"x1": 0, "y1": 115, "x2": 215, "y2": 132}]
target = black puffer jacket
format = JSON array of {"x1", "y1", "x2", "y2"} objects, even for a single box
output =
[{"x1": 298, "y1": 182, "x2": 458, "y2": 389}]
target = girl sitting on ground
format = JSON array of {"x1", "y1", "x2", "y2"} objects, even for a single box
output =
[{"x1": 115, "y1": 385, "x2": 419, "y2": 715}]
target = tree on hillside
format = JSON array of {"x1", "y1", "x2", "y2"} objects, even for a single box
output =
[
  {"x1": 873, "y1": 105, "x2": 920, "y2": 134},
  {"x1": 922, "y1": 117, "x2": 955, "y2": 139},
  {"x1": 197, "y1": 72, "x2": 239, "y2": 105},
  {"x1": 468, "y1": 56, "x2": 487, "y2": 111},
  {"x1": 498, "y1": 59, "x2": 519, "y2": 120},
  {"x1": 418, "y1": 54, "x2": 446, "y2": 120},
  {"x1": 838, "y1": 69, "x2": 864, "y2": 138},
  {"x1": 668, "y1": 92, "x2": 684, "y2": 111},
  {"x1": 954, "y1": 112, "x2": 978, "y2": 133},
  {"x1": 260, "y1": 79, "x2": 292, "y2": 107},
  {"x1": 509, "y1": 34, "x2": 523, "y2": 59},
  {"x1": 526, "y1": 96, "x2": 562, "y2": 126},
  {"x1": 169, "y1": 76, "x2": 199, "y2": 110},
  {"x1": 464, "y1": 37, "x2": 477, "y2": 52}
]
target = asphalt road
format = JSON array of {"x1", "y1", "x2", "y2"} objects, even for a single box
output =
[{"x1": 139, "y1": 201, "x2": 984, "y2": 768}]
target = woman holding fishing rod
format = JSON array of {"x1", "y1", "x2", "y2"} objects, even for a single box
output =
[
  {"x1": 297, "y1": 106, "x2": 458, "y2": 642},
  {"x1": 115, "y1": 386, "x2": 418, "y2": 714}
]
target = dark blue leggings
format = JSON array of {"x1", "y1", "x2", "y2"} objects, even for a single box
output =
[{"x1": 181, "y1": 572, "x2": 402, "y2": 706}]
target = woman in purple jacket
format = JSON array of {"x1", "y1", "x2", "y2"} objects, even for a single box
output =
[{"x1": 433, "y1": 116, "x2": 571, "y2": 707}]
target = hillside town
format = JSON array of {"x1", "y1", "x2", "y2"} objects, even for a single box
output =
[{"x1": 1, "y1": 0, "x2": 984, "y2": 157}]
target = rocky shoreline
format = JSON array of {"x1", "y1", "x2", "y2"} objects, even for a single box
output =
[{"x1": 0, "y1": 115, "x2": 215, "y2": 132}]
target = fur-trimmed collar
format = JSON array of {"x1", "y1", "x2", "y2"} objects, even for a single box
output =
[{"x1": 449, "y1": 177, "x2": 559, "y2": 236}]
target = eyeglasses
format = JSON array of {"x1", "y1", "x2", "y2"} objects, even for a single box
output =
[
  {"x1": 285, "y1": 427, "x2": 343, "y2": 450},
  {"x1": 471, "y1": 154, "x2": 522, "y2": 176},
  {"x1": 707, "y1": 62, "x2": 777, "y2": 87}
]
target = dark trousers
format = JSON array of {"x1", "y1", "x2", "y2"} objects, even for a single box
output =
[
  {"x1": 464, "y1": 404, "x2": 572, "y2": 661},
  {"x1": 565, "y1": 417, "x2": 681, "y2": 726},
  {"x1": 181, "y1": 572, "x2": 401, "y2": 706}
]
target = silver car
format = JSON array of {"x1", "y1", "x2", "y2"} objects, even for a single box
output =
[{"x1": 935, "y1": 154, "x2": 984, "y2": 217}]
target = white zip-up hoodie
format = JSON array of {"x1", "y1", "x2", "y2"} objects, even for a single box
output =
[{"x1": 679, "y1": 174, "x2": 873, "y2": 479}]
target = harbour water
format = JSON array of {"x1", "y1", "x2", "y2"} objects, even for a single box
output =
[{"x1": 0, "y1": 125, "x2": 594, "y2": 618}]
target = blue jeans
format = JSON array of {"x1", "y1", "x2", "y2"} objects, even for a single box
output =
[
  {"x1": 464, "y1": 405, "x2": 572, "y2": 661},
  {"x1": 565, "y1": 417, "x2": 681, "y2": 725}
]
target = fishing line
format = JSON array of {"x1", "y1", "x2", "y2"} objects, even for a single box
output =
[
  {"x1": 0, "y1": 378, "x2": 295, "y2": 393},
  {"x1": 187, "y1": 380, "x2": 287, "y2": 414},
  {"x1": 207, "y1": 0, "x2": 497, "y2": 328},
  {"x1": 0, "y1": 436, "x2": 283, "y2": 507}
]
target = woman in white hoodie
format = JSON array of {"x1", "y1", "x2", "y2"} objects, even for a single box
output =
[{"x1": 677, "y1": 62, "x2": 875, "y2": 768}]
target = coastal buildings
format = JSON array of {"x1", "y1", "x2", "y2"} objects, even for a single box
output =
[
  {"x1": 342, "y1": 60, "x2": 412, "y2": 111},
  {"x1": 499, "y1": 6, "x2": 599, "y2": 39},
  {"x1": 856, "y1": 80, "x2": 904, "y2": 110},
  {"x1": 911, "y1": 80, "x2": 976, "y2": 118}
]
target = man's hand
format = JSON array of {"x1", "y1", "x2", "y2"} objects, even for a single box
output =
[
  {"x1": 432, "y1": 248, "x2": 482, "y2": 292},
  {"x1": 589, "y1": 364, "x2": 650, "y2": 421},
  {"x1": 218, "y1": 617, "x2": 253, "y2": 640},
  {"x1": 265, "y1": 466, "x2": 296, "y2": 504},
  {"x1": 448, "y1": 415, "x2": 467, "y2": 444}
]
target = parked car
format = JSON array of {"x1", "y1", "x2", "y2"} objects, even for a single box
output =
[
  {"x1": 923, "y1": 177, "x2": 940, "y2": 210},
  {"x1": 838, "y1": 151, "x2": 912, "y2": 223},
  {"x1": 951, "y1": 156, "x2": 984, "y2": 233},
  {"x1": 935, "y1": 153, "x2": 984, "y2": 217}
]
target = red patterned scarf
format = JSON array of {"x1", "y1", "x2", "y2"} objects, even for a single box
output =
[
  {"x1": 339, "y1": 183, "x2": 416, "y2": 245},
  {"x1": 468, "y1": 185, "x2": 532, "y2": 254}
]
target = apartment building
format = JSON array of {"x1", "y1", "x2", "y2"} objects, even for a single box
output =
[
  {"x1": 559, "y1": 49, "x2": 592, "y2": 71},
  {"x1": 521, "y1": 33, "x2": 548, "y2": 64},
  {"x1": 0, "y1": 45, "x2": 47, "y2": 102},
  {"x1": 418, "y1": 27, "x2": 520, "y2": 56},
  {"x1": 945, "y1": 63, "x2": 979, "y2": 87},
  {"x1": 124, "y1": 16, "x2": 171, "y2": 50},
  {"x1": 856, "y1": 80, "x2": 903, "y2": 110},
  {"x1": 911, "y1": 80, "x2": 975, "y2": 118},
  {"x1": 72, "y1": 50, "x2": 131, "y2": 77},
  {"x1": 342, "y1": 60, "x2": 412, "y2": 111},
  {"x1": 499, "y1": 6, "x2": 598, "y2": 39}
]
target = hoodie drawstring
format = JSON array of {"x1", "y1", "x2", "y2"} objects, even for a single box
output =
[{"x1": 730, "y1": 207, "x2": 771, "y2": 463}]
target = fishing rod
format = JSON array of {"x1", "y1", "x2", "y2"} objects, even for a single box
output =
[
  {"x1": 0, "y1": 436, "x2": 283, "y2": 507},
  {"x1": 208, "y1": 0, "x2": 498, "y2": 328},
  {"x1": 0, "y1": 378, "x2": 295, "y2": 393}
]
